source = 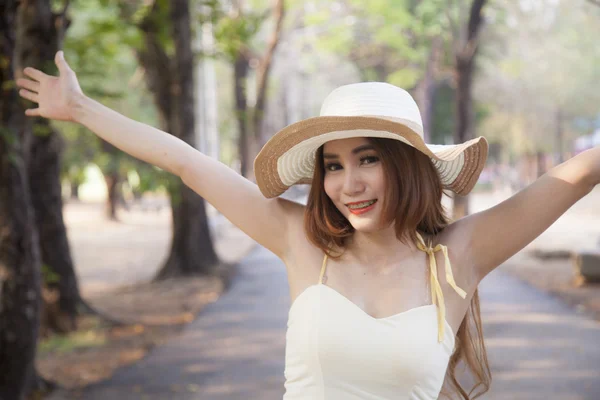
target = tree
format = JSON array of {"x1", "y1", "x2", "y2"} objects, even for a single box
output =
[
  {"x1": 60, "y1": 0, "x2": 151, "y2": 221},
  {"x1": 474, "y1": 0, "x2": 600, "y2": 178},
  {"x1": 304, "y1": 1, "x2": 420, "y2": 82},
  {"x1": 99, "y1": 141, "x2": 127, "y2": 220},
  {"x1": 15, "y1": 0, "x2": 82, "y2": 335},
  {"x1": 299, "y1": 0, "x2": 457, "y2": 142},
  {"x1": 210, "y1": 0, "x2": 286, "y2": 178},
  {"x1": 448, "y1": 0, "x2": 488, "y2": 218},
  {"x1": 0, "y1": 1, "x2": 42, "y2": 398},
  {"x1": 123, "y1": 0, "x2": 220, "y2": 278}
]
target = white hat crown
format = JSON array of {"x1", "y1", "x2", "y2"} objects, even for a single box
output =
[{"x1": 319, "y1": 82, "x2": 424, "y2": 137}]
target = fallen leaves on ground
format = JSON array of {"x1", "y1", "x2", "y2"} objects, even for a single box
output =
[{"x1": 36, "y1": 275, "x2": 226, "y2": 389}]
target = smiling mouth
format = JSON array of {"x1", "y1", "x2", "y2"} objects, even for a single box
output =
[{"x1": 346, "y1": 199, "x2": 377, "y2": 210}]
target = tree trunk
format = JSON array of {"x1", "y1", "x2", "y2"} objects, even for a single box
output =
[
  {"x1": 452, "y1": 56, "x2": 473, "y2": 219},
  {"x1": 136, "y1": 0, "x2": 219, "y2": 278},
  {"x1": 452, "y1": 0, "x2": 488, "y2": 219},
  {"x1": 0, "y1": 2, "x2": 42, "y2": 398},
  {"x1": 234, "y1": 53, "x2": 250, "y2": 177},
  {"x1": 414, "y1": 37, "x2": 441, "y2": 143},
  {"x1": 157, "y1": 182, "x2": 219, "y2": 278},
  {"x1": 70, "y1": 181, "x2": 79, "y2": 199},
  {"x1": 157, "y1": 0, "x2": 218, "y2": 278},
  {"x1": 555, "y1": 107, "x2": 564, "y2": 164},
  {"x1": 455, "y1": 57, "x2": 473, "y2": 145},
  {"x1": 15, "y1": 0, "x2": 80, "y2": 334},
  {"x1": 99, "y1": 139, "x2": 124, "y2": 221},
  {"x1": 253, "y1": 0, "x2": 285, "y2": 149},
  {"x1": 104, "y1": 171, "x2": 120, "y2": 221},
  {"x1": 233, "y1": 0, "x2": 285, "y2": 180}
]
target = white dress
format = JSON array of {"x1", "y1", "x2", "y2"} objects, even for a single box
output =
[{"x1": 283, "y1": 233, "x2": 467, "y2": 399}]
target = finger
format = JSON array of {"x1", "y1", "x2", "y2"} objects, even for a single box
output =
[
  {"x1": 55, "y1": 51, "x2": 72, "y2": 75},
  {"x1": 19, "y1": 89, "x2": 39, "y2": 103},
  {"x1": 23, "y1": 67, "x2": 48, "y2": 82},
  {"x1": 16, "y1": 78, "x2": 40, "y2": 93},
  {"x1": 25, "y1": 108, "x2": 41, "y2": 117}
]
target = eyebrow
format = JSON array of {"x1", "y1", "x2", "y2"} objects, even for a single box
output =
[{"x1": 323, "y1": 144, "x2": 376, "y2": 159}]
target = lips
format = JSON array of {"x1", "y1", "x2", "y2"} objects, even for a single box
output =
[
  {"x1": 346, "y1": 199, "x2": 377, "y2": 215},
  {"x1": 346, "y1": 199, "x2": 377, "y2": 208}
]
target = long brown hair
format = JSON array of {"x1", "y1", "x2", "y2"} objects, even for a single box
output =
[{"x1": 303, "y1": 137, "x2": 491, "y2": 399}]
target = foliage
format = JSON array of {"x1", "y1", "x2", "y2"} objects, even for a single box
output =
[
  {"x1": 39, "y1": 325, "x2": 106, "y2": 354},
  {"x1": 200, "y1": 0, "x2": 272, "y2": 62},
  {"x1": 300, "y1": 0, "x2": 452, "y2": 85},
  {"x1": 56, "y1": 0, "x2": 600, "y2": 184},
  {"x1": 41, "y1": 264, "x2": 61, "y2": 285},
  {"x1": 59, "y1": 0, "x2": 171, "y2": 198},
  {"x1": 476, "y1": 0, "x2": 600, "y2": 157}
]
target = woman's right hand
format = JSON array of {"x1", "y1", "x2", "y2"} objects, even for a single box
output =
[{"x1": 16, "y1": 51, "x2": 84, "y2": 122}]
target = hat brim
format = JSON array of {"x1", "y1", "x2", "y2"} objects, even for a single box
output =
[{"x1": 254, "y1": 116, "x2": 488, "y2": 198}]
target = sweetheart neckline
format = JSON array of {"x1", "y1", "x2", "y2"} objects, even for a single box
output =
[{"x1": 289, "y1": 283, "x2": 456, "y2": 338}]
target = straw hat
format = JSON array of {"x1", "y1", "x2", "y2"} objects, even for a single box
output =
[{"x1": 254, "y1": 82, "x2": 488, "y2": 198}]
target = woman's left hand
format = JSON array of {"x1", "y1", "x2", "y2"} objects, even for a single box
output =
[{"x1": 16, "y1": 51, "x2": 84, "y2": 122}]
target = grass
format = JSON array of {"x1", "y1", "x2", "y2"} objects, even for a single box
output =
[{"x1": 38, "y1": 316, "x2": 107, "y2": 355}]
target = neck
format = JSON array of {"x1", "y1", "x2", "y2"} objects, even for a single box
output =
[{"x1": 343, "y1": 225, "x2": 417, "y2": 268}]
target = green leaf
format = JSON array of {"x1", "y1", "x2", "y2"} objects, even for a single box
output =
[
  {"x1": 387, "y1": 68, "x2": 422, "y2": 89},
  {"x1": 42, "y1": 264, "x2": 61, "y2": 284}
]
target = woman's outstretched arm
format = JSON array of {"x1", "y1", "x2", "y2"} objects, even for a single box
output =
[
  {"x1": 447, "y1": 146, "x2": 600, "y2": 284},
  {"x1": 17, "y1": 51, "x2": 303, "y2": 260},
  {"x1": 18, "y1": 51, "x2": 191, "y2": 176},
  {"x1": 75, "y1": 96, "x2": 193, "y2": 176}
]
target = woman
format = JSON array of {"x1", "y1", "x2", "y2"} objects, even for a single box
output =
[{"x1": 17, "y1": 51, "x2": 600, "y2": 399}]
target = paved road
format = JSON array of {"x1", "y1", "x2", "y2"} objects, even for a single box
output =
[
  {"x1": 479, "y1": 265, "x2": 600, "y2": 400},
  {"x1": 53, "y1": 246, "x2": 600, "y2": 400},
  {"x1": 63, "y1": 246, "x2": 289, "y2": 400}
]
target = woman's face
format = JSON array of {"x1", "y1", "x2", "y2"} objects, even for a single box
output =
[{"x1": 322, "y1": 137, "x2": 386, "y2": 232}]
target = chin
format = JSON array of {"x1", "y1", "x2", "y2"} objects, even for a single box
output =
[{"x1": 346, "y1": 216, "x2": 382, "y2": 233}]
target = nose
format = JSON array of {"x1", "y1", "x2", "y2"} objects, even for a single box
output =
[{"x1": 342, "y1": 168, "x2": 365, "y2": 197}]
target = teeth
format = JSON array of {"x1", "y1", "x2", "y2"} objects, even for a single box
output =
[{"x1": 348, "y1": 200, "x2": 376, "y2": 209}]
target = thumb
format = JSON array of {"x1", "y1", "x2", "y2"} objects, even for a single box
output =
[{"x1": 55, "y1": 51, "x2": 71, "y2": 75}]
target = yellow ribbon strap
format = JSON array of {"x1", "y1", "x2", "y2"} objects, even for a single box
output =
[{"x1": 415, "y1": 232, "x2": 467, "y2": 343}]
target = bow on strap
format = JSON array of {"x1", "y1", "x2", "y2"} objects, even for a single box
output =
[{"x1": 415, "y1": 232, "x2": 467, "y2": 343}]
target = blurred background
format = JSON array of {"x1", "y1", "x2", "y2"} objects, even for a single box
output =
[{"x1": 1, "y1": 0, "x2": 600, "y2": 399}]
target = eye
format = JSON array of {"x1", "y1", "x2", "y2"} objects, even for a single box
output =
[
  {"x1": 361, "y1": 156, "x2": 379, "y2": 165},
  {"x1": 323, "y1": 156, "x2": 379, "y2": 172},
  {"x1": 324, "y1": 162, "x2": 341, "y2": 172}
]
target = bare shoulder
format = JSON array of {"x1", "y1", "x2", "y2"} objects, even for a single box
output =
[
  {"x1": 280, "y1": 205, "x2": 326, "y2": 300},
  {"x1": 434, "y1": 222, "x2": 479, "y2": 296}
]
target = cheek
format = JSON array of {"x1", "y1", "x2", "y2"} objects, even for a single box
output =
[
  {"x1": 323, "y1": 175, "x2": 341, "y2": 203},
  {"x1": 373, "y1": 168, "x2": 386, "y2": 193},
  {"x1": 323, "y1": 175, "x2": 333, "y2": 196}
]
